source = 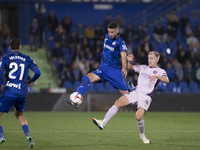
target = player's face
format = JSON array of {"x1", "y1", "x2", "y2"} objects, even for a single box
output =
[
  {"x1": 148, "y1": 54, "x2": 158, "y2": 68},
  {"x1": 108, "y1": 28, "x2": 119, "y2": 39}
]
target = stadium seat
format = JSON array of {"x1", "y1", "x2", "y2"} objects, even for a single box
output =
[
  {"x1": 105, "y1": 81, "x2": 118, "y2": 93},
  {"x1": 157, "y1": 81, "x2": 168, "y2": 93},
  {"x1": 189, "y1": 82, "x2": 200, "y2": 93},
  {"x1": 95, "y1": 83, "x2": 106, "y2": 93},
  {"x1": 179, "y1": 81, "x2": 190, "y2": 93},
  {"x1": 73, "y1": 81, "x2": 81, "y2": 91},
  {"x1": 167, "y1": 81, "x2": 177, "y2": 93},
  {"x1": 63, "y1": 80, "x2": 73, "y2": 89},
  {"x1": 88, "y1": 83, "x2": 96, "y2": 93}
]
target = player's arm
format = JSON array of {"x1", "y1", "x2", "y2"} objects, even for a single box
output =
[
  {"x1": 149, "y1": 75, "x2": 169, "y2": 83},
  {"x1": 121, "y1": 51, "x2": 127, "y2": 78},
  {"x1": 127, "y1": 54, "x2": 135, "y2": 70},
  {"x1": 0, "y1": 69, "x2": 4, "y2": 91},
  {"x1": 27, "y1": 67, "x2": 41, "y2": 86}
]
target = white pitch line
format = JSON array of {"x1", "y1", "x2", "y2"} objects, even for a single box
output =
[{"x1": 4, "y1": 130, "x2": 200, "y2": 133}]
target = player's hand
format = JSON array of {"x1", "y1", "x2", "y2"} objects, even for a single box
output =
[
  {"x1": 127, "y1": 54, "x2": 134, "y2": 62},
  {"x1": 122, "y1": 69, "x2": 127, "y2": 78},
  {"x1": 149, "y1": 75, "x2": 157, "y2": 82},
  {"x1": 27, "y1": 79, "x2": 34, "y2": 87}
]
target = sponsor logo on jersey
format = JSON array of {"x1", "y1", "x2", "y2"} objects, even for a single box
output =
[
  {"x1": 104, "y1": 44, "x2": 114, "y2": 52},
  {"x1": 6, "y1": 81, "x2": 21, "y2": 89},
  {"x1": 112, "y1": 41, "x2": 116, "y2": 45},
  {"x1": 9, "y1": 56, "x2": 26, "y2": 62}
]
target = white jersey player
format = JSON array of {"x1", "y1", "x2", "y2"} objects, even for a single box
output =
[{"x1": 92, "y1": 51, "x2": 169, "y2": 144}]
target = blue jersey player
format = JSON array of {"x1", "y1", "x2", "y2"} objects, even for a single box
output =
[
  {"x1": 0, "y1": 38, "x2": 41, "y2": 149},
  {"x1": 65, "y1": 22, "x2": 130, "y2": 108}
]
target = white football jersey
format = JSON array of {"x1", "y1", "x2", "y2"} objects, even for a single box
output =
[{"x1": 134, "y1": 65, "x2": 167, "y2": 96}]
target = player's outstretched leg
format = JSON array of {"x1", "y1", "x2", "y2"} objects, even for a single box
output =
[
  {"x1": 127, "y1": 81, "x2": 135, "y2": 92},
  {"x1": 65, "y1": 76, "x2": 90, "y2": 109},
  {"x1": 65, "y1": 98, "x2": 79, "y2": 109},
  {"x1": 0, "y1": 125, "x2": 6, "y2": 146},
  {"x1": 26, "y1": 135, "x2": 35, "y2": 149},
  {"x1": 140, "y1": 133, "x2": 150, "y2": 144},
  {"x1": 0, "y1": 137, "x2": 6, "y2": 145},
  {"x1": 92, "y1": 118, "x2": 105, "y2": 130}
]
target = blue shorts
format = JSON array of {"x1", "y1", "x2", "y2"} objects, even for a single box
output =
[
  {"x1": 92, "y1": 64, "x2": 127, "y2": 91},
  {"x1": 0, "y1": 95, "x2": 26, "y2": 113}
]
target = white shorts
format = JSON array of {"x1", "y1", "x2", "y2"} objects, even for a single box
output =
[{"x1": 125, "y1": 90, "x2": 152, "y2": 111}]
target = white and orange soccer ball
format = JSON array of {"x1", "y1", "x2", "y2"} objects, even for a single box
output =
[{"x1": 70, "y1": 92, "x2": 83, "y2": 105}]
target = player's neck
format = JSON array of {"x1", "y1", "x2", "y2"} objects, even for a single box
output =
[{"x1": 11, "y1": 50, "x2": 20, "y2": 53}]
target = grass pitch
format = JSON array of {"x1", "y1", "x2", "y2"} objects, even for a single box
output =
[{"x1": 0, "y1": 112, "x2": 200, "y2": 150}]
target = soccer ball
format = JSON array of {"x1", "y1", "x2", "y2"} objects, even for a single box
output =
[{"x1": 70, "y1": 92, "x2": 83, "y2": 105}]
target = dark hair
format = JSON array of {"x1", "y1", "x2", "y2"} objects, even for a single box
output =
[
  {"x1": 107, "y1": 22, "x2": 118, "y2": 29},
  {"x1": 10, "y1": 38, "x2": 21, "y2": 50}
]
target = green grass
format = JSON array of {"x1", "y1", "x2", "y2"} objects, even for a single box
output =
[
  {"x1": 1, "y1": 112, "x2": 200, "y2": 150},
  {"x1": 21, "y1": 45, "x2": 58, "y2": 92}
]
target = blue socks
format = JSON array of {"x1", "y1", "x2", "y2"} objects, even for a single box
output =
[
  {"x1": 77, "y1": 76, "x2": 90, "y2": 96},
  {"x1": 22, "y1": 125, "x2": 30, "y2": 137},
  {"x1": 0, "y1": 126, "x2": 4, "y2": 138}
]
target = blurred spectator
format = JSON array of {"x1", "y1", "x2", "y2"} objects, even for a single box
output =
[
  {"x1": 166, "y1": 62, "x2": 175, "y2": 81},
  {"x1": 159, "y1": 52, "x2": 168, "y2": 69},
  {"x1": 71, "y1": 62, "x2": 82, "y2": 81},
  {"x1": 138, "y1": 51, "x2": 147, "y2": 64},
  {"x1": 195, "y1": 64, "x2": 200, "y2": 83},
  {"x1": 184, "y1": 61, "x2": 195, "y2": 83},
  {"x1": 85, "y1": 24, "x2": 95, "y2": 42},
  {"x1": 115, "y1": 13, "x2": 124, "y2": 35},
  {"x1": 77, "y1": 57, "x2": 89, "y2": 76},
  {"x1": 175, "y1": 63, "x2": 184, "y2": 81},
  {"x1": 0, "y1": 22, "x2": 11, "y2": 42},
  {"x1": 81, "y1": 37, "x2": 90, "y2": 50},
  {"x1": 60, "y1": 66, "x2": 73, "y2": 87},
  {"x1": 187, "y1": 50, "x2": 198, "y2": 67},
  {"x1": 89, "y1": 59, "x2": 99, "y2": 72},
  {"x1": 115, "y1": 13, "x2": 124, "y2": 28},
  {"x1": 35, "y1": 8, "x2": 46, "y2": 47},
  {"x1": 47, "y1": 9, "x2": 58, "y2": 36},
  {"x1": 68, "y1": 31, "x2": 78, "y2": 46},
  {"x1": 55, "y1": 24, "x2": 67, "y2": 46},
  {"x1": 166, "y1": 24, "x2": 176, "y2": 41},
  {"x1": 76, "y1": 22, "x2": 85, "y2": 41},
  {"x1": 92, "y1": 39, "x2": 102, "y2": 54},
  {"x1": 28, "y1": 18, "x2": 40, "y2": 52},
  {"x1": 61, "y1": 15, "x2": 72, "y2": 35},
  {"x1": 141, "y1": 37, "x2": 153, "y2": 54},
  {"x1": 135, "y1": 25, "x2": 147, "y2": 43},
  {"x1": 175, "y1": 45, "x2": 186, "y2": 64},
  {"x1": 167, "y1": 9, "x2": 179, "y2": 33},
  {"x1": 185, "y1": 23, "x2": 193, "y2": 38},
  {"x1": 0, "y1": 22, "x2": 11, "y2": 51},
  {"x1": 194, "y1": 25, "x2": 200, "y2": 41},
  {"x1": 104, "y1": 14, "x2": 112, "y2": 33},
  {"x1": 93, "y1": 47, "x2": 102, "y2": 62},
  {"x1": 124, "y1": 23, "x2": 136, "y2": 43},
  {"x1": 51, "y1": 42, "x2": 63, "y2": 60},
  {"x1": 94, "y1": 24, "x2": 103, "y2": 41},
  {"x1": 180, "y1": 13, "x2": 190, "y2": 37},
  {"x1": 186, "y1": 33, "x2": 199, "y2": 46},
  {"x1": 153, "y1": 23, "x2": 167, "y2": 43}
]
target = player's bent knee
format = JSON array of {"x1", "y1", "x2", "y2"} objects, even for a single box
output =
[{"x1": 135, "y1": 114, "x2": 143, "y2": 121}]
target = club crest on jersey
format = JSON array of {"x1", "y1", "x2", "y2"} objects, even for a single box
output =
[
  {"x1": 112, "y1": 41, "x2": 116, "y2": 45},
  {"x1": 153, "y1": 70, "x2": 157, "y2": 74}
]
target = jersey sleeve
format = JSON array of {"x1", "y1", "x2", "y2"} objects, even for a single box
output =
[
  {"x1": 133, "y1": 65, "x2": 141, "y2": 73},
  {"x1": 159, "y1": 68, "x2": 168, "y2": 77},
  {"x1": 119, "y1": 40, "x2": 127, "y2": 52},
  {"x1": 0, "y1": 57, "x2": 6, "y2": 71},
  {"x1": 28, "y1": 57, "x2": 38, "y2": 70}
]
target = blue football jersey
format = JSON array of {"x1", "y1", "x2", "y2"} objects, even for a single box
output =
[
  {"x1": 100, "y1": 34, "x2": 127, "y2": 69},
  {"x1": 0, "y1": 52, "x2": 38, "y2": 97}
]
